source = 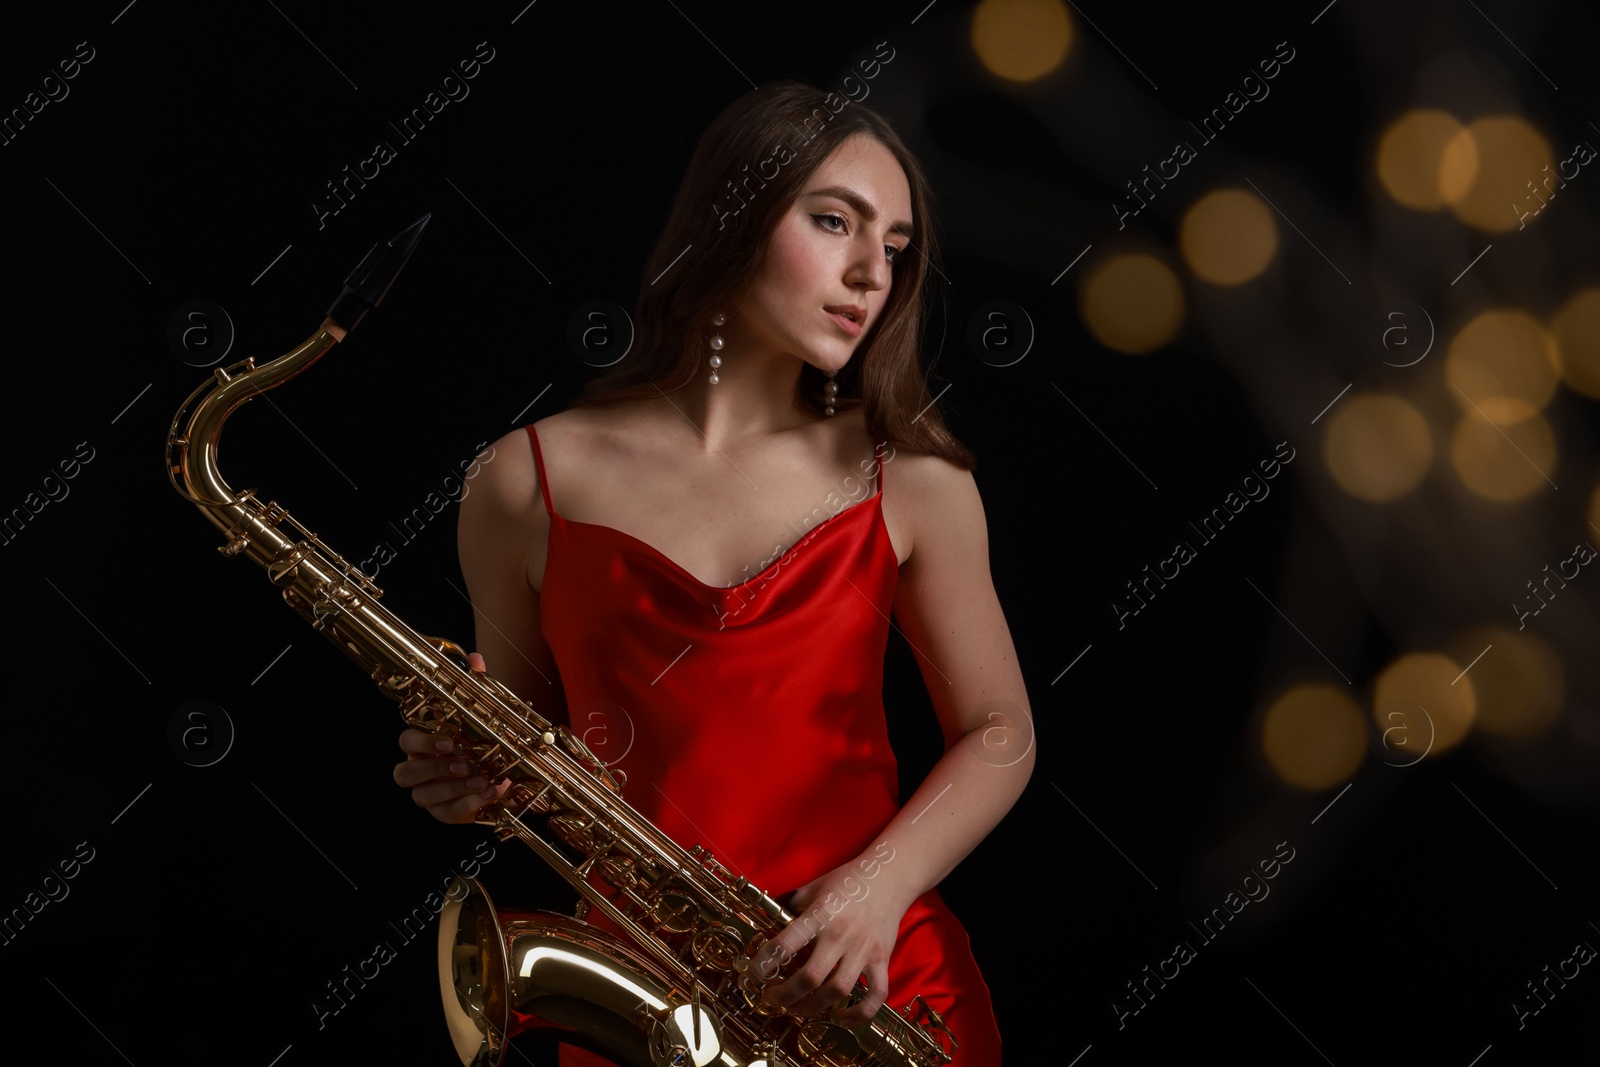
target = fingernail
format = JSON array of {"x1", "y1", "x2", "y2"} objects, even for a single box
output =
[
  {"x1": 480, "y1": 787, "x2": 498, "y2": 799},
  {"x1": 435, "y1": 740, "x2": 454, "y2": 753},
  {"x1": 467, "y1": 776, "x2": 488, "y2": 789},
  {"x1": 449, "y1": 762, "x2": 469, "y2": 776}
]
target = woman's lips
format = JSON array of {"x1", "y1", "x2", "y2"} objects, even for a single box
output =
[{"x1": 824, "y1": 308, "x2": 862, "y2": 337}]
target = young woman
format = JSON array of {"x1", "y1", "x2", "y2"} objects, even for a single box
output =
[{"x1": 395, "y1": 80, "x2": 1033, "y2": 1066}]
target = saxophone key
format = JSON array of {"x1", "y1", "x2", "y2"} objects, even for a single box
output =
[
  {"x1": 648, "y1": 890, "x2": 699, "y2": 934},
  {"x1": 689, "y1": 925, "x2": 746, "y2": 972}
]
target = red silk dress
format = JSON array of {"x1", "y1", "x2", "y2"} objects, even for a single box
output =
[{"x1": 525, "y1": 424, "x2": 1002, "y2": 1067}]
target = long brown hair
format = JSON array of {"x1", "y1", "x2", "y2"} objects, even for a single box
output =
[{"x1": 570, "y1": 79, "x2": 974, "y2": 469}]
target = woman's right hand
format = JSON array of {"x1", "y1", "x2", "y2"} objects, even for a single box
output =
[{"x1": 393, "y1": 652, "x2": 513, "y2": 823}]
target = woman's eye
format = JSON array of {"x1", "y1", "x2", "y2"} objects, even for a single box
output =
[{"x1": 815, "y1": 213, "x2": 903, "y2": 265}]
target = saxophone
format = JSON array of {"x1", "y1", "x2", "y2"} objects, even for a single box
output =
[{"x1": 166, "y1": 218, "x2": 957, "y2": 1067}]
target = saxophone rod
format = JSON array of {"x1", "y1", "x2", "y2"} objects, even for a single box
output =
[{"x1": 332, "y1": 598, "x2": 702, "y2": 986}]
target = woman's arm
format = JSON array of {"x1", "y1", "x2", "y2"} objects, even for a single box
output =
[
  {"x1": 456, "y1": 429, "x2": 566, "y2": 716},
  {"x1": 393, "y1": 429, "x2": 567, "y2": 821},
  {"x1": 761, "y1": 452, "x2": 1036, "y2": 1023}
]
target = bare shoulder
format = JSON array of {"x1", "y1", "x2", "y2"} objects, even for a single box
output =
[
  {"x1": 882, "y1": 445, "x2": 985, "y2": 565},
  {"x1": 529, "y1": 402, "x2": 650, "y2": 477},
  {"x1": 467, "y1": 423, "x2": 538, "y2": 518},
  {"x1": 886, "y1": 446, "x2": 972, "y2": 490},
  {"x1": 476, "y1": 406, "x2": 632, "y2": 510}
]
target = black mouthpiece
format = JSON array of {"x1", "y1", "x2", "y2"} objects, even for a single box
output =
[{"x1": 325, "y1": 213, "x2": 431, "y2": 333}]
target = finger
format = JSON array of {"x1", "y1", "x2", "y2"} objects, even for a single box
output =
[
  {"x1": 787, "y1": 938, "x2": 867, "y2": 1018},
  {"x1": 392, "y1": 755, "x2": 477, "y2": 789},
  {"x1": 755, "y1": 912, "x2": 823, "y2": 986},
  {"x1": 426, "y1": 777, "x2": 511, "y2": 824},
  {"x1": 779, "y1": 946, "x2": 858, "y2": 1017},
  {"x1": 837, "y1": 958, "x2": 888, "y2": 1027},
  {"x1": 408, "y1": 772, "x2": 497, "y2": 809},
  {"x1": 398, "y1": 728, "x2": 462, "y2": 757},
  {"x1": 424, "y1": 791, "x2": 496, "y2": 824},
  {"x1": 468, "y1": 652, "x2": 486, "y2": 672}
]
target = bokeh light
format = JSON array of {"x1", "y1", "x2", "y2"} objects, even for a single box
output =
[
  {"x1": 1551, "y1": 288, "x2": 1600, "y2": 399},
  {"x1": 1323, "y1": 394, "x2": 1433, "y2": 502},
  {"x1": 1261, "y1": 685, "x2": 1367, "y2": 790},
  {"x1": 1179, "y1": 188, "x2": 1279, "y2": 285},
  {"x1": 1446, "y1": 116, "x2": 1554, "y2": 232},
  {"x1": 970, "y1": 0, "x2": 1074, "y2": 82},
  {"x1": 1079, "y1": 253, "x2": 1185, "y2": 355},
  {"x1": 1443, "y1": 627, "x2": 1563, "y2": 739},
  {"x1": 1446, "y1": 310, "x2": 1560, "y2": 426},
  {"x1": 1376, "y1": 109, "x2": 1479, "y2": 209},
  {"x1": 1373, "y1": 653, "x2": 1476, "y2": 757},
  {"x1": 1450, "y1": 411, "x2": 1557, "y2": 502}
]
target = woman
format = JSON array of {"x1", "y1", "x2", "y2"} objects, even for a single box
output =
[{"x1": 395, "y1": 80, "x2": 1034, "y2": 1065}]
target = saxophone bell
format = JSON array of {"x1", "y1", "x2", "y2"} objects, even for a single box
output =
[{"x1": 438, "y1": 877, "x2": 735, "y2": 1067}]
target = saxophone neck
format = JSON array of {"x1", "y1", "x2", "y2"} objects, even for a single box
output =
[
  {"x1": 167, "y1": 322, "x2": 343, "y2": 509},
  {"x1": 166, "y1": 211, "x2": 430, "y2": 511}
]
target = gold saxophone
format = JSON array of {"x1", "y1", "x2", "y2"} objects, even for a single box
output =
[{"x1": 166, "y1": 218, "x2": 957, "y2": 1067}]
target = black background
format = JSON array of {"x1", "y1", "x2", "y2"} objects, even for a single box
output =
[{"x1": 3, "y1": 1, "x2": 1598, "y2": 1064}]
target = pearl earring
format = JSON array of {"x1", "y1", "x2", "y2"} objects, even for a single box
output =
[
  {"x1": 824, "y1": 371, "x2": 838, "y2": 416},
  {"x1": 709, "y1": 312, "x2": 726, "y2": 384}
]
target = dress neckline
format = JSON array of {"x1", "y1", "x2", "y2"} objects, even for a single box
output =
[{"x1": 552, "y1": 488, "x2": 886, "y2": 593}]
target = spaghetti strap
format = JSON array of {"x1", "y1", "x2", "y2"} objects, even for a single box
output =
[{"x1": 524, "y1": 425, "x2": 555, "y2": 517}]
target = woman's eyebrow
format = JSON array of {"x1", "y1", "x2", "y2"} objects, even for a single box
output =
[{"x1": 804, "y1": 185, "x2": 913, "y2": 238}]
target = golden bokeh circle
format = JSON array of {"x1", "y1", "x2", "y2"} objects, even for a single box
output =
[
  {"x1": 970, "y1": 0, "x2": 1074, "y2": 82},
  {"x1": 1080, "y1": 253, "x2": 1185, "y2": 355},
  {"x1": 1323, "y1": 394, "x2": 1433, "y2": 502},
  {"x1": 1373, "y1": 653, "x2": 1476, "y2": 756},
  {"x1": 1447, "y1": 116, "x2": 1554, "y2": 232},
  {"x1": 1450, "y1": 411, "x2": 1557, "y2": 502},
  {"x1": 1446, "y1": 310, "x2": 1560, "y2": 426},
  {"x1": 1443, "y1": 627, "x2": 1562, "y2": 739},
  {"x1": 1179, "y1": 188, "x2": 1279, "y2": 286},
  {"x1": 1439, "y1": 126, "x2": 1482, "y2": 204},
  {"x1": 1551, "y1": 289, "x2": 1600, "y2": 399},
  {"x1": 1262, "y1": 684, "x2": 1367, "y2": 790},
  {"x1": 1376, "y1": 110, "x2": 1478, "y2": 210}
]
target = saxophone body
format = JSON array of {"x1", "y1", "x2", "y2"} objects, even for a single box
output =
[{"x1": 167, "y1": 219, "x2": 957, "y2": 1067}]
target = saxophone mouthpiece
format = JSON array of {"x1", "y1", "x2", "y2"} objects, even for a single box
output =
[{"x1": 325, "y1": 213, "x2": 432, "y2": 336}]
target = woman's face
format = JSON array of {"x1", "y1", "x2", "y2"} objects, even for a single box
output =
[{"x1": 732, "y1": 133, "x2": 914, "y2": 376}]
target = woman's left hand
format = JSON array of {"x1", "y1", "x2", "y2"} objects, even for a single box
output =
[{"x1": 754, "y1": 849, "x2": 909, "y2": 1027}]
